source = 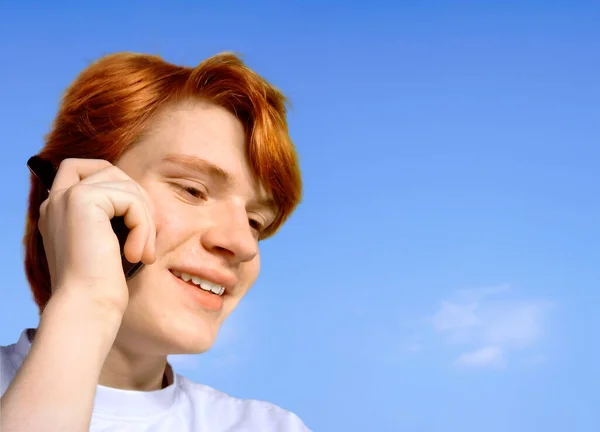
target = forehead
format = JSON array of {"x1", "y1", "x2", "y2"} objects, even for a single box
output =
[
  {"x1": 139, "y1": 101, "x2": 267, "y2": 196},
  {"x1": 148, "y1": 101, "x2": 245, "y2": 162}
]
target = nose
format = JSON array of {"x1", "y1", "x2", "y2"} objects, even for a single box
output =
[{"x1": 201, "y1": 205, "x2": 258, "y2": 263}]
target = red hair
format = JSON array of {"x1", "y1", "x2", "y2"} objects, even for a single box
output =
[{"x1": 24, "y1": 52, "x2": 302, "y2": 311}]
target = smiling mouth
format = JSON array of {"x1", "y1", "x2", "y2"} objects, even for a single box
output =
[{"x1": 170, "y1": 270, "x2": 225, "y2": 296}]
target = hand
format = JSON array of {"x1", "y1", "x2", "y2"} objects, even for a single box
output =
[{"x1": 38, "y1": 158, "x2": 156, "y2": 313}]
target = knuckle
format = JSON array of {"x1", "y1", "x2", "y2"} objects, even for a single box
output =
[
  {"x1": 105, "y1": 165, "x2": 125, "y2": 178},
  {"x1": 64, "y1": 183, "x2": 91, "y2": 202},
  {"x1": 37, "y1": 199, "x2": 49, "y2": 228},
  {"x1": 45, "y1": 190, "x2": 62, "y2": 210},
  {"x1": 38, "y1": 197, "x2": 49, "y2": 213},
  {"x1": 60, "y1": 157, "x2": 113, "y2": 172},
  {"x1": 58, "y1": 158, "x2": 77, "y2": 171},
  {"x1": 37, "y1": 217, "x2": 45, "y2": 235}
]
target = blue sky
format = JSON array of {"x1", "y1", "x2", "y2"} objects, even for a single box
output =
[{"x1": 1, "y1": 1, "x2": 599, "y2": 431}]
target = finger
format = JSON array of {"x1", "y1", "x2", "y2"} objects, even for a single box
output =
[
  {"x1": 109, "y1": 189, "x2": 154, "y2": 265},
  {"x1": 38, "y1": 197, "x2": 50, "y2": 237},
  {"x1": 52, "y1": 158, "x2": 114, "y2": 192},
  {"x1": 68, "y1": 184, "x2": 153, "y2": 264},
  {"x1": 76, "y1": 166, "x2": 137, "y2": 186},
  {"x1": 132, "y1": 183, "x2": 156, "y2": 263},
  {"x1": 77, "y1": 180, "x2": 157, "y2": 264},
  {"x1": 78, "y1": 179, "x2": 141, "y2": 194}
]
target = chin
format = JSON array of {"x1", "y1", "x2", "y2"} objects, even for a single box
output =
[
  {"x1": 118, "y1": 301, "x2": 221, "y2": 357},
  {"x1": 162, "y1": 315, "x2": 219, "y2": 355},
  {"x1": 120, "y1": 266, "x2": 228, "y2": 356}
]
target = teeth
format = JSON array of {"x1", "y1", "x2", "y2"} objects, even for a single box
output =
[{"x1": 171, "y1": 270, "x2": 225, "y2": 296}]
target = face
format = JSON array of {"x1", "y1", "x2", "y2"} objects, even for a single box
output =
[{"x1": 113, "y1": 101, "x2": 276, "y2": 356}]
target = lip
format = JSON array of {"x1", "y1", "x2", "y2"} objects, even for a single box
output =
[
  {"x1": 170, "y1": 271, "x2": 225, "y2": 311},
  {"x1": 168, "y1": 266, "x2": 236, "y2": 294}
]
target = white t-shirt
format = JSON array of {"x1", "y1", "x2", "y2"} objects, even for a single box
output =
[{"x1": 0, "y1": 329, "x2": 311, "y2": 431}]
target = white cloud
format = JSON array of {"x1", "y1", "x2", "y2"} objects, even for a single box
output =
[
  {"x1": 431, "y1": 284, "x2": 552, "y2": 369},
  {"x1": 456, "y1": 346, "x2": 505, "y2": 368}
]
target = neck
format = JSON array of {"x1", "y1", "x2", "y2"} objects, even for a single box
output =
[
  {"x1": 99, "y1": 344, "x2": 171, "y2": 391},
  {"x1": 28, "y1": 327, "x2": 172, "y2": 391}
]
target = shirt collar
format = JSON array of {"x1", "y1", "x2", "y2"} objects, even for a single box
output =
[{"x1": 15, "y1": 328, "x2": 179, "y2": 418}]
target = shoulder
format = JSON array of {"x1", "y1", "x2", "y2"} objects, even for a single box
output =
[
  {"x1": 0, "y1": 340, "x2": 19, "y2": 397},
  {"x1": 1, "y1": 330, "x2": 34, "y2": 397},
  {"x1": 176, "y1": 374, "x2": 311, "y2": 431}
]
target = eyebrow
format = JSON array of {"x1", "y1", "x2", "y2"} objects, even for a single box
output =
[
  {"x1": 161, "y1": 153, "x2": 279, "y2": 215},
  {"x1": 161, "y1": 153, "x2": 232, "y2": 186},
  {"x1": 254, "y1": 197, "x2": 279, "y2": 217}
]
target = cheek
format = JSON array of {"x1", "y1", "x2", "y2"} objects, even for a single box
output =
[
  {"x1": 241, "y1": 253, "x2": 261, "y2": 292},
  {"x1": 220, "y1": 255, "x2": 260, "y2": 319},
  {"x1": 152, "y1": 199, "x2": 191, "y2": 246}
]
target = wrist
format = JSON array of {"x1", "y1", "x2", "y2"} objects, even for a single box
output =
[
  {"x1": 40, "y1": 287, "x2": 124, "y2": 347},
  {"x1": 48, "y1": 277, "x2": 128, "y2": 317}
]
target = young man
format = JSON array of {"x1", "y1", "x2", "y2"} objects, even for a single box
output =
[{"x1": 0, "y1": 52, "x2": 308, "y2": 431}]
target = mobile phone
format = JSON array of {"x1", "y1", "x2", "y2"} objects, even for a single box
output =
[{"x1": 27, "y1": 155, "x2": 144, "y2": 279}]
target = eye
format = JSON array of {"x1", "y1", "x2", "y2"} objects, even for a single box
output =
[
  {"x1": 249, "y1": 218, "x2": 264, "y2": 232},
  {"x1": 173, "y1": 184, "x2": 207, "y2": 200}
]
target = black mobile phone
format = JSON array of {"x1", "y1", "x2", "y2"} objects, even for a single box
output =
[{"x1": 27, "y1": 155, "x2": 144, "y2": 280}]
